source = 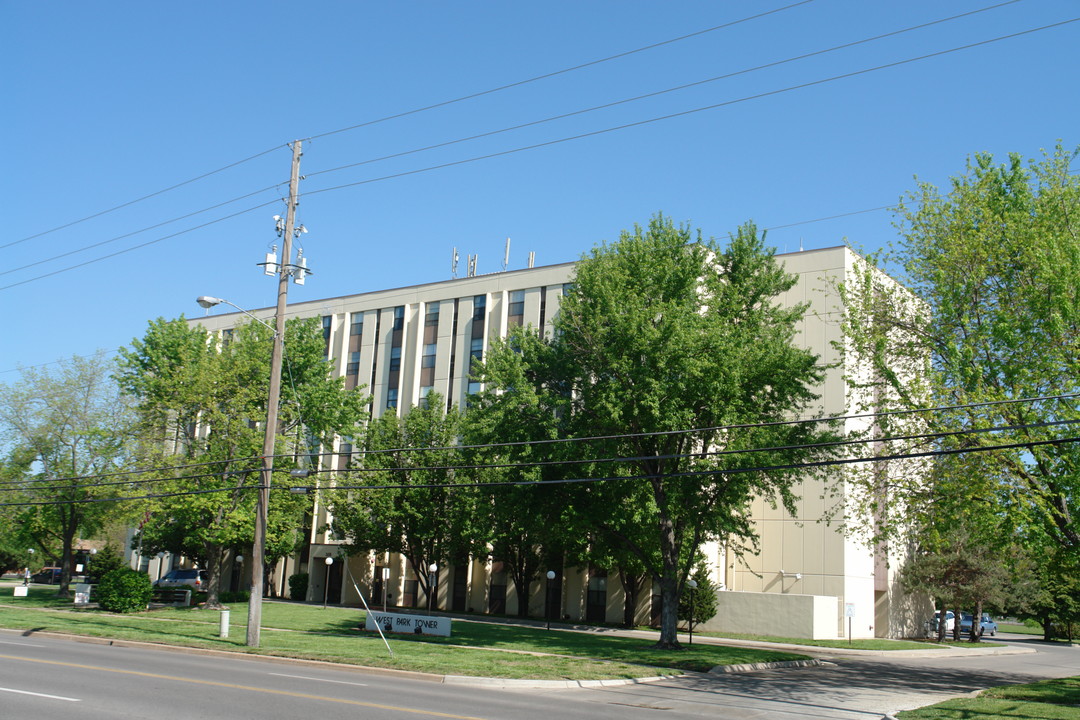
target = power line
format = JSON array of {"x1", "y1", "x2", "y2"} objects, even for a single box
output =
[
  {"x1": 300, "y1": 18, "x2": 1079, "y2": 198},
  {"x1": 4, "y1": 433, "x2": 1077, "y2": 507},
  {"x1": 0, "y1": 182, "x2": 289, "y2": 278},
  {"x1": 305, "y1": 1, "x2": 1024, "y2": 182},
  {"x1": 5, "y1": 17, "x2": 1072, "y2": 297},
  {"x1": 301, "y1": 1, "x2": 817, "y2": 143},
  {"x1": 3, "y1": 145, "x2": 285, "y2": 251},
  {"x1": 9, "y1": 4, "x2": 812, "y2": 258},
  {"x1": 7, "y1": 391, "x2": 1077, "y2": 490},
  {"x1": 0, "y1": 197, "x2": 282, "y2": 292}
]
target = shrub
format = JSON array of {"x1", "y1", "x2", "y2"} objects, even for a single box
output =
[
  {"x1": 97, "y1": 568, "x2": 153, "y2": 613},
  {"x1": 86, "y1": 544, "x2": 125, "y2": 583},
  {"x1": 678, "y1": 565, "x2": 719, "y2": 629},
  {"x1": 219, "y1": 590, "x2": 250, "y2": 603},
  {"x1": 288, "y1": 572, "x2": 309, "y2": 601}
]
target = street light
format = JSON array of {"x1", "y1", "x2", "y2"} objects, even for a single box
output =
[
  {"x1": 545, "y1": 571, "x2": 556, "y2": 630},
  {"x1": 323, "y1": 557, "x2": 334, "y2": 609},
  {"x1": 686, "y1": 579, "x2": 697, "y2": 646},
  {"x1": 428, "y1": 563, "x2": 438, "y2": 613}
]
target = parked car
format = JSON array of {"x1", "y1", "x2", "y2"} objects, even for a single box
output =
[
  {"x1": 31, "y1": 567, "x2": 62, "y2": 584},
  {"x1": 153, "y1": 568, "x2": 207, "y2": 590},
  {"x1": 929, "y1": 610, "x2": 955, "y2": 633},
  {"x1": 960, "y1": 612, "x2": 998, "y2": 636}
]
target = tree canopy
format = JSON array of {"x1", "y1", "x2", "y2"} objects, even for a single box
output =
[
  {"x1": 474, "y1": 214, "x2": 840, "y2": 646},
  {"x1": 0, "y1": 351, "x2": 136, "y2": 596}
]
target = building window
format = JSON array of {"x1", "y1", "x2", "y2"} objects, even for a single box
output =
[
  {"x1": 350, "y1": 313, "x2": 363, "y2": 338},
  {"x1": 322, "y1": 316, "x2": 332, "y2": 357},
  {"x1": 393, "y1": 306, "x2": 405, "y2": 331},
  {"x1": 470, "y1": 337, "x2": 483, "y2": 361},
  {"x1": 389, "y1": 346, "x2": 402, "y2": 372},
  {"x1": 508, "y1": 290, "x2": 525, "y2": 326},
  {"x1": 425, "y1": 305, "x2": 439, "y2": 326},
  {"x1": 386, "y1": 388, "x2": 398, "y2": 409},
  {"x1": 472, "y1": 295, "x2": 486, "y2": 321},
  {"x1": 422, "y1": 344, "x2": 437, "y2": 368}
]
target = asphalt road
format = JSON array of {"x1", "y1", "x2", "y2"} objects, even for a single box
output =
[{"x1": 0, "y1": 630, "x2": 1075, "y2": 719}]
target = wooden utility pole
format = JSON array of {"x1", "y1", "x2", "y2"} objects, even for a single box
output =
[{"x1": 248, "y1": 139, "x2": 303, "y2": 647}]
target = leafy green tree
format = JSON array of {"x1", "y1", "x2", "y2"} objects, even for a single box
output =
[
  {"x1": 330, "y1": 395, "x2": 481, "y2": 607},
  {"x1": 116, "y1": 315, "x2": 366, "y2": 608},
  {"x1": 0, "y1": 352, "x2": 136, "y2": 597},
  {"x1": 678, "y1": 562, "x2": 719, "y2": 631},
  {"x1": 839, "y1": 147, "x2": 1080, "y2": 560},
  {"x1": 477, "y1": 215, "x2": 840, "y2": 647}
]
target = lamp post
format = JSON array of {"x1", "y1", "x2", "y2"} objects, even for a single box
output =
[
  {"x1": 545, "y1": 571, "x2": 556, "y2": 630},
  {"x1": 686, "y1": 579, "x2": 697, "y2": 646},
  {"x1": 382, "y1": 566, "x2": 390, "y2": 612},
  {"x1": 428, "y1": 563, "x2": 438, "y2": 613},
  {"x1": 323, "y1": 557, "x2": 334, "y2": 609}
]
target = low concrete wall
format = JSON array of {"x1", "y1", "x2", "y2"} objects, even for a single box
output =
[{"x1": 698, "y1": 590, "x2": 839, "y2": 639}]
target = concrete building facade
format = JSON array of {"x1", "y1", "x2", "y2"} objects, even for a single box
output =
[{"x1": 186, "y1": 245, "x2": 924, "y2": 639}]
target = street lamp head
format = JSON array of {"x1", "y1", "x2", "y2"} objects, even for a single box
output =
[
  {"x1": 236, "y1": 555, "x2": 244, "y2": 564},
  {"x1": 687, "y1": 579, "x2": 698, "y2": 589},
  {"x1": 196, "y1": 295, "x2": 224, "y2": 309},
  {"x1": 546, "y1": 570, "x2": 556, "y2": 580},
  {"x1": 324, "y1": 556, "x2": 334, "y2": 566},
  {"x1": 428, "y1": 562, "x2": 438, "y2": 573}
]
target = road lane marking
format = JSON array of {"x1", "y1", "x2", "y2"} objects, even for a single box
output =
[
  {"x1": 0, "y1": 686, "x2": 80, "y2": 702},
  {"x1": 0, "y1": 653, "x2": 484, "y2": 719},
  {"x1": 269, "y1": 672, "x2": 368, "y2": 687},
  {"x1": 0, "y1": 640, "x2": 45, "y2": 647}
]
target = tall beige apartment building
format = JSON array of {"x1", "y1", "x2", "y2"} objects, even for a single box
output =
[{"x1": 188, "y1": 245, "x2": 924, "y2": 639}]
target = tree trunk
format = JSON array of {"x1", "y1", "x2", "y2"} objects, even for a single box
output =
[
  {"x1": 968, "y1": 600, "x2": 983, "y2": 643},
  {"x1": 203, "y1": 544, "x2": 225, "y2": 609},
  {"x1": 655, "y1": 507, "x2": 681, "y2": 648},
  {"x1": 619, "y1": 568, "x2": 644, "y2": 628}
]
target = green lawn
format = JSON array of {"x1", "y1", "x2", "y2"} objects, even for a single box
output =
[
  {"x1": 896, "y1": 676, "x2": 1080, "y2": 719},
  {"x1": 0, "y1": 586, "x2": 807, "y2": 679}
]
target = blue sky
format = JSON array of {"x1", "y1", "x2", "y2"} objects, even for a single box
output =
[{"x1": 4, "y1": 0, "x2": 1078, "y2": 377}]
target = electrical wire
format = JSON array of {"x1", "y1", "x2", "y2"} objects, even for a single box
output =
[
  {"x1": 0, "y1": 182, "x2": 289, "y2": 278},
  {"x1": 4, "y1": 17, "x2": 1073, "y2": 298},
  {"x1": 5, "y1": 392, "x2": 1077, "y2": 491},
  {"x1": 305, "y1": 1, "x2": 1025, "y2": 182},
  {"x1": 301, "y1": 1, "x2": 817, "y2": 143},
  {"x1": 9, "y1": 3, "x2": 812, "y2": 259},
  {"x1": 301, "y1": 18, "x2": 1080, "y2": 202},
  {"x1": 3, "y1": 146, "x2": 285, "y2": 251},
  {"x1": 4, "y1": 432, "x2": 1077, "y2": 507},
  {"x1": 0, "y1": 197, "x2": 282, "y2": 292}
]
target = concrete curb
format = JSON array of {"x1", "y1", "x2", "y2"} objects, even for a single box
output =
[
  {"x1": 709, "y1": 658, "x2": 823, "y2": 674},
  {"x1": 442, "y1": 674, "x2": 679, "y2": 688}
]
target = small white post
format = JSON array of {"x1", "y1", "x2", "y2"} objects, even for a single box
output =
[{"x1": 220, "y1": 609, "x2": 230, "y2": 638}]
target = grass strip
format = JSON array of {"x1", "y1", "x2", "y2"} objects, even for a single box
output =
[
  {"x1": 0, "y1": 588, "x2": 805, "y2": 679},
  {"x1": 896, "y1": 676, "x2": 1080, "y2": 719}
]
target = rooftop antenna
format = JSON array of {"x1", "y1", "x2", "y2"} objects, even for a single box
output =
[
  {"x1": 799, "y1": 237, "x2": 804, "y2": 252},
  {"x1": 503, "y1": 237, "x2": 511, "y2": 272},
  {"x1": 528, "y1": 251, "x2": 535, "y2": 268},
  {"x1": 451, "y1": 247, "x2": 459, "y2": 278},
  {"x1": 467, "y1": 254, "x2": 478, "y2": 277}
]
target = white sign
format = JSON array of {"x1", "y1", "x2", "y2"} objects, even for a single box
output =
[
  {"x1": 13, "y1": 586, "x2": 28, "y2": 597},
  {"x1": 366, "y1": 611, "x2": 451, "y2": 637},
  {"x1": 74, "y1": 583, "x2": 91, "y2": 606},
  {"x1": 844, "y1": 602, "x2": 856, "y2": 618}
]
